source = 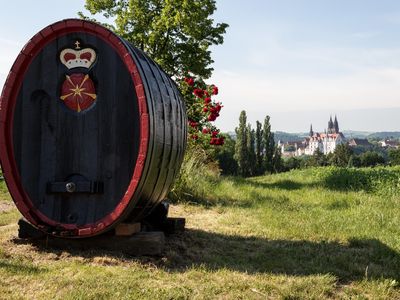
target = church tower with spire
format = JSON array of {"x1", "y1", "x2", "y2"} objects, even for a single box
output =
[
  {"x1": 334, "y1": 115, "x2": 339, "y2": 134},
  {"x1": 327, "y1": 116, "x2": 334, "y2": 134},
  {"x1": 304, "y1": 115, "x2": 345, "y2": 156}
]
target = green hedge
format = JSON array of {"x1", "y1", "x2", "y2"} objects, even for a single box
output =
[{"x1": 310, "y1": 166, "x2": 400, "y2": 196}]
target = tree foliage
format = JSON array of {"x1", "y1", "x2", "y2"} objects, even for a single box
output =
[
  {"x1": 214, "y1": 135, "x2": 238, "y2": 175},
  {"x1": 307, "y1": 149, "x2": 328, "y2": 167},
  {"x1": 246, "y1": 125, "x2": 256, "y2": 176},
  {"x1": 359, "y1": 151, "x2": 385, "y2": 167},
  {"x1": 232, "y1": 112, "x2": 282, "y2": 177},
  {"x1": 234, "y1": 111, "x2": 249, "y2": 177},
  {"x1": 255, "y1": 120, "x2": 264, "y2": 175},
  {"x1": 80, "y1": 0, "x2": 228, "y2": 79},
  {"x1": 330, "y1": 144, "x2": 354, "y2": 167},
  {"x1": 347, "y1": 155, "x2": 361, "y2": 168},
  {"x1": 271, "y1": 146, "x2": 283, "y2": 173},
  {"x1": 389, "y1": 148, "x2": 400, "y2": 166},
  {"x1": 283, "y1": 157, "x2": 301, "y2": 171},
  {"x1": 263, "y1": 115, "x2": 275, "y2": 173}
]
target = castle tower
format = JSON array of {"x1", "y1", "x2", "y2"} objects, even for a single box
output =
[
  {"x1": 309, "y1": 124, "x2": 314, "y2": 137},
  {"x1": 334, "y1": 115, "x2": 339, "y2": 133},
  {"x1": 328, "y1": 116, "x2": 334, "y2": 134}
]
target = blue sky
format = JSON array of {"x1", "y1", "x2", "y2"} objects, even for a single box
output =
[{"x1": 1, "y1": 1, "x2": 400, "y2": 132}]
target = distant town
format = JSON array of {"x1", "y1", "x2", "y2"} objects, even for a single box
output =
[{"x1": 277, "y1": 115, "x2": 400, "y2": 158}]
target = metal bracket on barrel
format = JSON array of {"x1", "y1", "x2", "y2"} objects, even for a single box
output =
[{"x1": 46, "y1": 181, "x2": 104, "y2": 194}]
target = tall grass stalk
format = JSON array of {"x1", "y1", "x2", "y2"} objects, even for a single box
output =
[{"x1": 169, "y1": 146, "x2": 220, "y2": 203}]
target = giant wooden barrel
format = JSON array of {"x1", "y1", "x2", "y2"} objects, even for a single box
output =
[{"x1": 0, "y1": 19, "x2": 187, "y2": 237}]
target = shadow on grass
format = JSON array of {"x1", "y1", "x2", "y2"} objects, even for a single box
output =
[
  {"x1": 0, "y1": 260, "x2": 46, "y2": 275},
  {"x1": 163, "y1": 230, "x2": 400, "y2": 282},
  {"x1": 174, "y1": 192, "x2": 309, "y2": 211},
  {"x1": 233, "y1": 177, "x2": 317, "y2": 191},
  {"x1": 13, "y1": 229, "x2": 400, "y2": 283}
]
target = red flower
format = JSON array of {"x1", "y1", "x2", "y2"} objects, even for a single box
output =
[
  {"x1": 193, "y1": 88, "x2": 204, "y2": 98},
  {"x1": 191, "y1": 134, "x2": 199, "y2": 140},
  {"x1": 185, "y1": 77, "x2": 194, "y2": 86},
  {"x1": 211, "y1": 131, "x2": 219, "y2": 137},
  {"x1": 202, "y1": 128, "x2": 210, "y2": 134},
  {"x1": 210, "y1": 136, "x2": 224, "y2": 145},
  {"x1": 208, "y1": 114, "x2": 216, "y2": 121},
  {"x1": 203, "y1": 107, "x2": 208, "y2": 112},
  {"x1": 189, "y1": 120, "x2": 198, "y2": 128},
  {"x1": 212, "y1": 86, "x2": 218, "y2": 95},
  {"x1": 204, "y1": 97, "x2": 211, "y2": 104}
]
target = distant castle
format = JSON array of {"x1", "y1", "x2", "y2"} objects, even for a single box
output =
[
  {"x1": 305, "y1": 115, "x2": 345, "y2": 155},
  {"x1": 278, "y1": 115, "x2": 346, "y2": 157}
]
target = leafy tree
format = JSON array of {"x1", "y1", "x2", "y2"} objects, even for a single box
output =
[
  {"x1": 80, "y1": 0, "x2": 228, "y2": 79},
  {"x1": 271, "y1": 146, "x2": 283, "y2": 173},
  {"x1": 234, "y1": 111, "x2": 249, "y2": 177},
  {"x1": 255, "y1": 120, "x2": 264, "y2": 175},
  {"x1": 347, "y1": 155, "x2": 361, "y2": 168},
  {"x1": 326, "y1": 152, "x2": 334, "y2": 163},
  {"x1": 246, "y1": 125, "x2": 256, "y2": 176},
  {"x1": 263, "y1": 115, "x2": 275, "y2": 173},
  {"x1": 283, "y1": 157, "x2": 301, "y2": 171},
  {"x1": 331, "y1": 144, "x2": 353, "y2": 167},
  {"x1": 307, "y1": 149, "x2": 327, "y2": 167},
  {"x1": 81, "y1": 1, "x2": 229, "y2": 154},
  {"x1": 360, "y1": 151, "x2": 385, "y2": 167},
  {"x1": 351, "y1": 145, "x2": 372, "y2": 155},
  {"x1": 389, "y1": 148, "x2": 400, "y2": 165},
  {"x1": 214, "y1": 134, "x2": 238, "y2": 175}
]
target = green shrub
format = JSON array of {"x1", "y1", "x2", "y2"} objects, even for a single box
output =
[
  {"x1": 169, "y1": 146, "x2": 220, "y2": 203},
  {"x1": 311, "y1": 166, "x2": 400, "y2": 197},
  {"x1": 389, "y1": 148, "x2": 400, "y2": 165},
  {"x1": 359, "y1": 151, "x2": 385, "y2": 167}
]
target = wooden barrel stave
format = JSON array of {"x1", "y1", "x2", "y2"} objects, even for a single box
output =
[{"x1": 125, "y1": 45, "x2": 186, "y2": 222}]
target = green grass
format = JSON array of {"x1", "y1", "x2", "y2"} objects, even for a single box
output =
[{"x1": 1, "y1": 167, "x2": 400, "y2": 299}]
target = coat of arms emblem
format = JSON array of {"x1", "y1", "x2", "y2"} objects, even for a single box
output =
[{"x1": 59, "y1": 41, "x2": 97, "y2": 112}]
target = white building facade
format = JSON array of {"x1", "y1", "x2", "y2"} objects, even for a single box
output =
[
  {"x1": 279, "y1": 116, "x2": 346, "y2": 157},
  {"x1": 304, "y1": 132, "x2": 345, "y2": 155},
  {"x1": 305, "y1": 116, "x2": 345, "y2": 155}
]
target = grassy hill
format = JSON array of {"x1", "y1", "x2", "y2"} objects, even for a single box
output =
[
  {"x1": 342, "y1": 130, "x2": 372, "y2": 138},
  {"x1": 274, "y1": 131, "x2": 307, "y2": 142},
  {"x1": 1, "y1": 168, "x2": 400, "y2": 299}
]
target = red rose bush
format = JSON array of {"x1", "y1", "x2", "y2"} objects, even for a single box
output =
[{"x1": 180, "y1": 76, "x2": 225, "y2": 146}]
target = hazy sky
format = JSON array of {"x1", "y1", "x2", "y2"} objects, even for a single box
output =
[{"x1": 1, "y1": 1, "x2": 400, "y2": 132}]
